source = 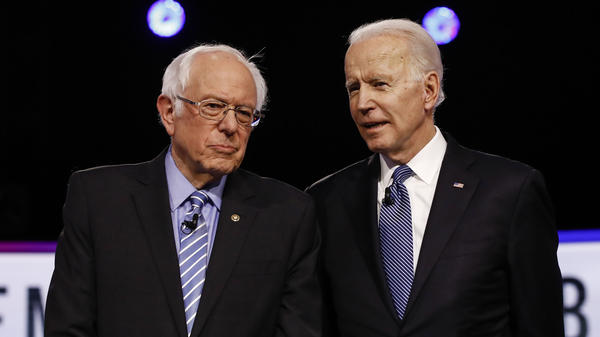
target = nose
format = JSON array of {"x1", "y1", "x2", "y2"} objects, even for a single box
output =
[
  {"x1": 355, "y1": 88, "x2": 375, "y2": 114},
  {"x1": 217, "y1": 108, "x2": 238, "y2": 134}
]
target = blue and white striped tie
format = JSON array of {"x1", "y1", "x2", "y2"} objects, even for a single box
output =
[
  {"x1": 379, "y1": 165, "x2": 414, "y2": 319},
  {"x1": 178, "y1": 190, "x2": 210, "y2": 336}
]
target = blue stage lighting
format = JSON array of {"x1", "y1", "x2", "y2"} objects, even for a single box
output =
[
  {"x1": 147, "y1": 0, "x2": 185, "y2": 37},
  {"x1": 422, "y1": 7, "x2": 460, "y2": 45}
]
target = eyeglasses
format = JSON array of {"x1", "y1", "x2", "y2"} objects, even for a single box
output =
[{"x1": 176, "y1": 95, "x2": 263, "y2": 128}]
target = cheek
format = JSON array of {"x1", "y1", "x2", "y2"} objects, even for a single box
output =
[
  {"x1": 175, "y1": 123, "x2": 210, "y2": 150},
  {"x1": 348, "y1": 97, "x2": 358, "y2": 114},
  {"x1": 349, "y1": 107, "x2": 360, "y2": 124},
  {"x1": 238, "y1": 131, "x2": 251, "y2": 150},
  {"x1": 384, "y1": 92, "x2": 421, "y2": 119}
]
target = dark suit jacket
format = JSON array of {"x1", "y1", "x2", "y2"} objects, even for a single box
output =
[
  {"x1": 307, "y1": 134, "x2": 564, "y2": 337},
  {"x1": 45, "y1": 149, "x2": 321, "y2": 337}
]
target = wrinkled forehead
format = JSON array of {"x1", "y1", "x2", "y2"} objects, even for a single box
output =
[
  {"x1": 187, "y1": 52, "x2": 257, "y2": 103},
  {"x1": 189, "y1": 52, "x2": 251, "y2": 78},
  {"x1": 345, "y1": 36, "x2": 411, "y2": 75}
]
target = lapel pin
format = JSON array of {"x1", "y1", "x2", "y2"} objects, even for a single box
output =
[
  {"x1": 452, "y1": 182, "x2": 464, "y2": 189},
  {"x1": 231, "y1": 214, "x2": 240, "y2": 222}
]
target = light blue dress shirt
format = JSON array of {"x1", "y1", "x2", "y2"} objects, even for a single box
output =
[{"x1": 164, "y1": 147, "x2": 226, "y2": 263}]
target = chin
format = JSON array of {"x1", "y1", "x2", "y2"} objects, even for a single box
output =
[
  {"x1": 365, "y1": 140, "x2": 391, "y2": 155},
  {"x1": 205, "y1": 158, "x2": 241, "y2": 176}
]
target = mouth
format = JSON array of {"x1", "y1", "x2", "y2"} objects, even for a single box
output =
[
  {"x1": 362, "y1": 121, "x2": 389, "y2": 129},
  {"x1": 209, "y1": 144, "x2": 238, "y2": 154}
]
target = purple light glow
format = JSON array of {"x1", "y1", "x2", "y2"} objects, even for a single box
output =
[
  {"x1": 422, "y1": 7, "x2": 460, "y2": 45},
  {"x1": 0, "y1": 241, "x2": 57, "y2": 252},
  {"x1": 147, "y1": 0, "x2": 185, "y2": 38},
  {"x1": 558, "y1": 229, "x2": 600, "y2": 243}
]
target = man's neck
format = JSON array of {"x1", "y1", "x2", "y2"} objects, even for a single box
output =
[
  {"x1": 383, "y1": 123, "x2": 436, "y2": 165},
  {"x1": 171, "y1": 152, "x2": 222, "y2": 190}
]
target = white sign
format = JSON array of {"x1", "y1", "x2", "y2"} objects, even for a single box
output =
[
  {"x1": 559, "y1": 240, "x2": 600, "y2": 337},
  {"x1": 0, "y1": 253, "x2": 53, "y2": 337},
  {"x1": 0, "y1": 234, "x2": 599, "y2": 337}
]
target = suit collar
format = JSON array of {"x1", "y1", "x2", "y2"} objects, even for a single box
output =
[
  {"x1": 338, "y1": 155, "x2": 402, "y2": 321},
  {"x1": 191, "y1": 169, "x2": 258, "y2": 336},
  {"x1": 338, "y1": 155, "x2": 379, "y2": 275},
  {"x1": 133, "y1": 147, "x2": 169, "y2": 186},
  {"x1": 132, "y1": 151, "x2": 262, "y2": 337},
  {"x1": 329, "y1": 133, "x2": 480, "y2": 325},
  {"x1": 131, "y1": 148, "x2": 189, "y2": 337},
  {"x1": 403, "y1": 133, "x2": 479, "y2": 319}
]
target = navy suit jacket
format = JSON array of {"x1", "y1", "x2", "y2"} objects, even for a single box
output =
[
  {"x1": 307, "y1": 134, "x2": 564, "y2": 337},
  {"x1": 45, "y1": 149, "x2": 321, "y2": 337}
]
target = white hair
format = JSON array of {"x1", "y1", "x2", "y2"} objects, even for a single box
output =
[
  {"x1": 349, "y1": 18, "x2": 445, "y2": 107},
  {"x1": 161, "y1": 44, "x2": 268, "y2": 115}
]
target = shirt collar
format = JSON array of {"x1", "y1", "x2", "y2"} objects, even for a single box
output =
[
  {"x1": 165, "y1": 145, "x2": 227, "y2": 212},
  {"x1": 379, "y1": 126, "x2": 447, "y2": 187}
]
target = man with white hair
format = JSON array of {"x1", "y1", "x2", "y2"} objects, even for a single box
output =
[
  {"x1": 45, "y1": 44, "x2": 321, "y2": 337},
  {"x1": 307, "y1": 18, "x2": 564, "y2": 336}
]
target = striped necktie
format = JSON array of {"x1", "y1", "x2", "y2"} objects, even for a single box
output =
[
  {"x1": 379, "y1": 165, "x2": 414, "y2": 319},
  {"x1": 178, "y1": 190, "x2": 210, "y2": 336}
]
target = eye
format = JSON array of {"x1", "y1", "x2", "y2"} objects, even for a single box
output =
[
  {"x1": 346, "y1": 84, "x2": 359, "y2": 95},
  {"x1": 236, "y1": 107, "x2": 253, "y2": 118},
  {"x1": 373, "y1": 81, "x2": 389, "y2": 88},
  {"x1": 205, "y1": 102, "x2": 225, "y2": 109},
  {"x1": 199, "y1": 100, "x2": 227, "y2": 117}
]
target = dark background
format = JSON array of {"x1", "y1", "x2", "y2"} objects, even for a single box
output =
[{"x1": 2, "y1": 1, "x2": 597, "y2": 240}]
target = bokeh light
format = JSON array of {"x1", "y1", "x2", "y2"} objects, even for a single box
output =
[
  {"x1": 147, "y1": 0, "x2": 185, "y2": 38},
  {"x1": 422, "y1": 7, "x2": 460, "y2": 45}
]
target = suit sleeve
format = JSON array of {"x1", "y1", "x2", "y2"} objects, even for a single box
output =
[
  {"x1": 508, "y1": 169, "x2": 564, "y2": 337},
  {"x1": 275, "y1": 198, "x2": 322, "y2": 337},
  {"x1": 305, "y1": 185, "x2": 340, "y2": 337},
  {"x1": 45, "y1": 172, "x2": 97, "y2": 337}
]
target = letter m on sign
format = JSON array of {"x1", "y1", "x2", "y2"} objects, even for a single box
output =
[{"x1": 28, "y1": 287, "x2": 45, "y2": 337}]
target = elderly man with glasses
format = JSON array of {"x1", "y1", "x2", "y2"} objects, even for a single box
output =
[{"x1": 45, "y1": 44, "x2": 322, "y2": 337}]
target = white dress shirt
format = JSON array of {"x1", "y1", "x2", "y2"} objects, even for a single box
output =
[{"x1": 377, "y1": 126, "x2": 447, "y2": 271}]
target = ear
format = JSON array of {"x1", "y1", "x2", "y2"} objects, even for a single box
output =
[
  {"x1": 157, "y1": 94, "x2": 175, "y2": 136},
  {"x1": 423, "y1": 71, "x2": 440, "y2": 111}
]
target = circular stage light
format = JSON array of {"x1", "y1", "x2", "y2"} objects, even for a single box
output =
[
  {"x1": 147, "y1": 0, "x2": 186, "y2": 38},
  {"x1": 422, "y1": 7, "x2": 460, "y2": 45}
]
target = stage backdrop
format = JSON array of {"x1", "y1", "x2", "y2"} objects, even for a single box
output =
[{"x1": 1, "y1": 231, "x2": 598, "y2": 337}]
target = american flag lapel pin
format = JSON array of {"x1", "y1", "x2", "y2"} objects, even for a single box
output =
[{"x1": 452, "y1": 182, "x2": 464, "y2": 189}]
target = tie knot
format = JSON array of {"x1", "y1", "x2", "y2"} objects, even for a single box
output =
[
  {"x1": 189, "y1": 190, "x2": 210, "y2": 209},
  {"x1": 392, "y1": 165, "x2": 413, "y2": 184}
]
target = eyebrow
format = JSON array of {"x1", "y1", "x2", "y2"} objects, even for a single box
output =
[
  {"x1": 202, "y1": 95, "x2": 255, "y2": 109},
  {"x1": 345, "y1": 74, "x2": 392, "y2": 88},
  {"x1": 369, "y1": 73, "x2": 393, "y2": 81},
  {"x1": 345, "y1": 79, "x2": 358, "y2": 89}
]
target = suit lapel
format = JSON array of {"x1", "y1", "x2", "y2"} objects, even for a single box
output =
[
  {"x1": 191, "y1": 170, "x2": 257, "y2": 336},
  {"x1": 131, "y1": 149, "x2": 188, "y2": 337},
  {"x1": 404, "y1": 135, "x2": 479, "y2": 317},
  {"x1": 342, "y1": 155, "x2": 400, "y2": 319}
]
